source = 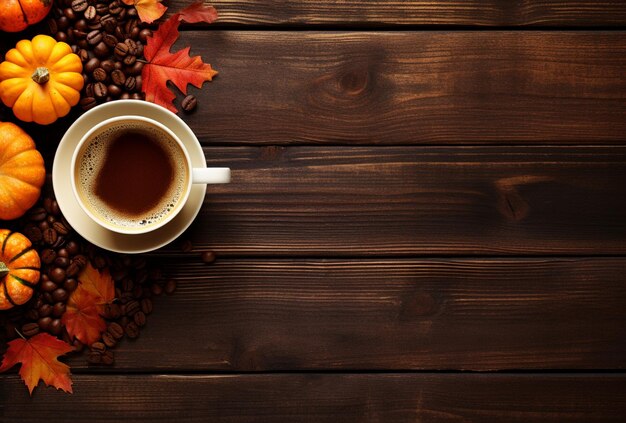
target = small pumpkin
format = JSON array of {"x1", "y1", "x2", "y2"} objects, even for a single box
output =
[
  {"x1": 0, "y1": 230, "x2": 41, "y2": 310},
  {"x1": 0, "y1": 122, "x2": 45, "y2": 220},
  {"x1": 0, "y1": 0, "x2": 52, "y2": 33},
  {"x1": 0, "y1": 35, "x2": 84, "y2": 125}
]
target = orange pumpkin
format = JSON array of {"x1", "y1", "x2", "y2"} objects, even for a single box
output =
[
  {"x1": 0, "y1": 230, "x2": 41, "y2": 310},
  {"x1": 0, "y1": 122, "x2": 46, "y2": 220},
  {"x1": 0, "y1": 0, "x2": 52, "y2": 33},
  {"x1": 0, "y1": 35, "x2": 84, "y2": 125}
]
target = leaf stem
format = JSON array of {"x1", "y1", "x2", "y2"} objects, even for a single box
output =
[{"x1": 14, "y1": 328, "x2": 26, "y2": 340}]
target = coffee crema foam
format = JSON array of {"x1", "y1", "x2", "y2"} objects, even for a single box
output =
[{"x1": 76, "y1": 123, "x2": 188, "y2": 229}]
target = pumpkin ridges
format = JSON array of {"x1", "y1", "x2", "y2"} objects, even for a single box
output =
[
  {"x1": 1, "y1": 231, "x2": 15, "y2": 255},
  {"x1": 8, "y1": 246, "x2": 34, "y2": 264},
  {"x1": 3, "y1": 282, "x2": 17, "y2": 307},
  {"x1": 10, "y1": 273, "x2": 37, "y2": 288}
]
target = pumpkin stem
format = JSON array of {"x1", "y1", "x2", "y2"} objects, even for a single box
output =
[
  {"x1": 0, "y1": 261, "x2": 8, "y2": 278},
  {"x1": 31, "y1": 67, "x2": 50, "y2": 84}
]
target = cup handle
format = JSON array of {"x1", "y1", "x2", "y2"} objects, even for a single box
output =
[{"x1": 192, "y1": 167, "x2": 231, "y2": 184}]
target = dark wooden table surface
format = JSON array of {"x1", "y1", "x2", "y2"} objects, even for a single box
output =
[{"x1": 3, "y1": 1, "x2": 626, "y2": 421}]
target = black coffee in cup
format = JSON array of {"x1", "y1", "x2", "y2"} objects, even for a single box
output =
[{"x1": 75, "y1": 121, "x2": 188, "y2": 231}]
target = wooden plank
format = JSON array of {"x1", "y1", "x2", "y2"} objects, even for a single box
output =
[
  {"x1": 171, "y1": 146, "x2": 626, "y2": 255},
  {"x1": 177, "y1": 31, "x2": 626, "y2": 144},
  {"x1": 3, "y1": 374, "x2": 626, "y2": 422},
  {"x1": 171, "y1": 0, "x2": 626, "y2": 27},
  {"x1": 52, "y1": 258, "x2": 626, "y2": 370}
]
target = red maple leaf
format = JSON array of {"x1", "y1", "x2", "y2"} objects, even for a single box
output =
[
  {"x1": 0, "y1": 333, "x2": 73, "y2": 395},
  {"x1": 142, "y1": 2, "x2": 219, "y2": 113},
  {"x1": 62, "y1": 285, "x2": 108, "y2": 346}
]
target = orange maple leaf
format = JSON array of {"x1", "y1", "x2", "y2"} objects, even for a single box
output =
[
  {"x1": 62, "y1": 285, "x2": 107, "y2": 346},
  {"x1": 0, "y1": 333, "x2": 73, "y2": 395},
  {"x1": 77, "y1": 263, "x2": 115, "y2": 314},
  {"x1": 121, "y1": 0, "x2": 167, "y2": 24},
  {"x1": 142, "y1": 2, "x2": 218, "y2": 113}
]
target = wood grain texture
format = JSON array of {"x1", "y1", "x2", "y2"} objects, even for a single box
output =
[
  {"x1": 171, "y1": 0, "x2": 626, "y2": 26},
  {"x1": 176, "y1": 31, "x2": 626, "y2": 144},
  {"x1": 163, "y1": 146, "x2": 626, "y2": 255},
  {"x1": 3, "y1": 374, "x2": 626, "y2": 422},
  {"x1": 45, "y1": 258, "x2": 626, "y2": 371}
]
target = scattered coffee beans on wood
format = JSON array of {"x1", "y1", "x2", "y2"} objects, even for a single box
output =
[
  {"x1": 48, "y1": 0, "x2": 148, "y2": 111},
  {"x1": 0, "y1": 184, "x2": 197, "y2": 366}
]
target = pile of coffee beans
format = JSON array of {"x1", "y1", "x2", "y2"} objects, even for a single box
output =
[
  {"x1": 47, "y1": 0, "x2": 150, "y2": 110},
  {"x1": 0, "y1": 189, "x2": 177, "y2": 366}
]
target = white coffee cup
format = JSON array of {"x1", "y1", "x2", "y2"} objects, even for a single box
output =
[{"x1": 70, "y1": 115, "x2": 230, "y2": 235}]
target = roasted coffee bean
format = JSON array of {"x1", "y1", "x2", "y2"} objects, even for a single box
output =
[
  {"x1": 55, "y1": 31, "x2": 68, "y2": 42},
  {"x1": 73, "y1": 254, "x2": 88, "y2": 267},
  {"x1": 46, "y1": 215, "x2": 56, "y2": 225},
  {"x1": 87, "y1": 20, "x2": 103, "y2": 31},
  {"x1": 108, "y1": 322, "x2": 124, "y2": 339},
  {"x1": 52, "y1": 302, "x2": 66, "y2": 317},
  {"x1": 52, "y1": 221, "x2": 70, "y2": 236},
  {"x1": 38, "y1": 220, "x2": 50, "y2": 231},
  {"x1": 93, "y1": 81, "x2": 107, "y2": 98},
  {"x1": 92, "y1": 67, "x2": 107, "y2": 81},
  {"x1": 24, "y1": 224, "x2": 43, "y2": 244},
  {"x1": 108, "y1": 84, "x2": 122, "y2": 97},
  {"x1": 100, "y1": 59, "x2": 116, "y2": 73},
  {"x1": 76, "y1": 48, "x2": 89, "y2": 64},
  {"x1": 104, "y1": 303, "x2": 122, "y2": 319},
  {"x1": 63, "y1": 7, "x2": 76, "y2": 20},
  {"x1": 86, "y1": 30, "x2": 103, "y2": 45},
  {"x1": 130, "y1": 25, "x2": 140, "y2": 40},
  {"x1": 57, "y1": 15, "x2": 70, "y2": 30},
  {"x1": 103, "y1": 33, "x2": 118, "y2": 48},
  {"x1": 49, "y1": 267, "x2": 66, "y2": 284},
  {"x1": 124, "y1": 38, "x2": 137, "y2": 51},
  {"x1": 50, "y1": 319, "x2": 62, "y2": 335},
  {"x1": 94, "y1": 41, "x2": 110, "y2": 58},
  {"x1": 164, "y1": 279, "x2": 177, "y2": 295},
  {"x1": 38, "y1": 316, "x2": 52, "y2": 332},
  {"x1": 95, "y1": 3, "x2": 108, "y2": 15},
  {"x1": 108, "y1": 1, "x2": 122, "y2": 14},
  {"x1": 73, "y1": 29, "x2": 87, "y2": 39},
  {"x1": 182, "y1": 95, "x2": 198, "y2": 113},
  {"x1": 124, "y1": 76, "x2": 136, "y2": 91},
  {"x1": 101, "y1": 350, "x2": 114, "y2": 365},
  {"x1": 85, "y1": 83, "x2": 95, "y2": 97},
  {"x1": 28, "y1": 207, "x2": 47, "y2": 221},
  {"x1": 120, "y1": 92, "x2": 131, "y2": 100},
  {"x1": 64, "y1": 278, "x2": 78, "y2": 292},
  {"x1": 75, "y1": 18, "x2": 88, "y2": 32},
  {"x1": 43, "y1": 228, "x2": 58, "y2": 245},
  {"x1": 54, "y1": 256, "x2": 70, "y2": 268},
  {"x1": 140, "y1": 298, "x2": 152, "y2": 315},
  {"x1": 52, "y1": 288, "x2": 68, "y2": 303},
  {"x1": 150, "y1": 283, "x2": 163, "y2": 296},
  {"x1": 114, "y1": 42, "x2": 128, "y2": 58},
  {"x1": 114, "y1": 60, "x2": 123, "y2": 70},
  {"x1": 133, "y1": 311, "x2": 146, "y2": 327},
  {"x1": 66, "y1": 240, "x2": 80, "y2": 256},
  {"x1": 125, "y1": 322, "x2": 139, "y2": 339},
  {"x1": 139, "y1": 28, "x2": 152, "y2": 42},
  {"x1": 43, "y1": 292, "x2": 54, "y2": 304},
  {"x1": 92, "y1": 342, "x2": 106, "y2": 353},
  {"x1": 135, "y1": 269, "x2": 148, "y2": 285},
  {"x1": 22, "y1": 322, "x2": 40, "y2": 337},
  {"x1": 102, "y1": 331, "x2": 117, "y2": 348},
  {"x1": 71, "y1": 0, "x2": 87, "y2": 13},
  {"x1": 127, "y1": 61, "x2": 143, "y2": 76},
  {"x1": 125, "y1": 300, "x2": 140, "y2": 316},
  {"x1": 123, "y1": 54, "x2": 136, "y2": 66},
  {"x1": 41, "y1": 279, "x2": 58, "y2": 292},
  {"x1": 38, "y1": 303, "x2": 53, "y2": 318},
  {"x1": 66, "y1": 261, "x2": 81, "y2": 278},
  {"x1": 84, "y1": 4, "x2": 96, "y2": 20},
  {"x1": 119, "y1": 315, "x2": 130, "y2": 328},
  {"x1": 48, "y1": 18, "x2": 58, "y2": 34},
  {"x1": 58, "y1": 248, "x2": 69, "y2": 258},
  {"x1": 87, "y1": 351, "x2": 102, "y2": 364},
  {"x1": 41, "y1": 248, "x2": 57, "y2": 264},
  {"x1": 84, "y1": 57, "x2": 100, "y2": 73},
  {"x1": 114, "y1": 25, "x2": 125, "y2": 41},
  {"x1": 80, "y1": 96, "x2": 97, "y2": 110},
  {"x1": 111, "y1": 69, "x2": 125, "y2": 85}
]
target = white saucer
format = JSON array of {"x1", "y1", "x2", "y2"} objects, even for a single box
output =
[{"x1": 52, "y1": 100, "x2": 206, "y2": 254}]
